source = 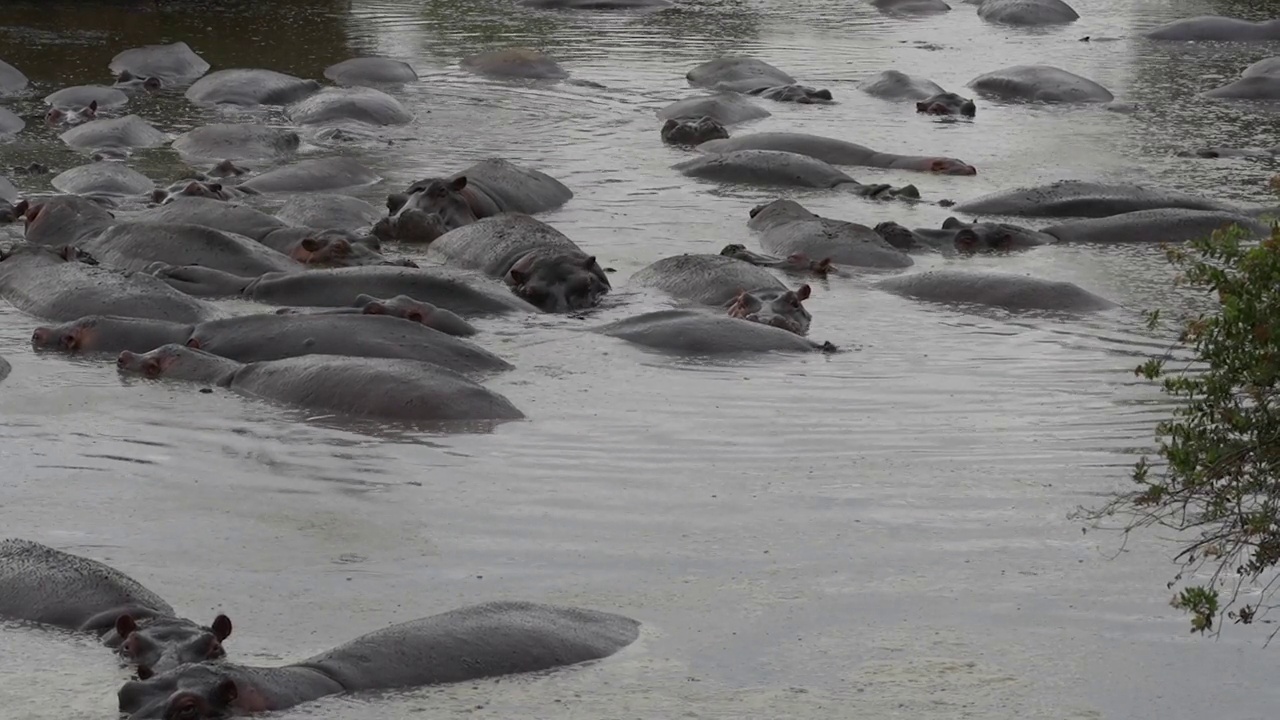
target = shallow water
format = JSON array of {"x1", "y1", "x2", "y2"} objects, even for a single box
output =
[{"x1": 2, "y1": 0, "x2": 1280, "y2": 717}]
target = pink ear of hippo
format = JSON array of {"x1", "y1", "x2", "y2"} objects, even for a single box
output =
[
  {"x1": 795, "y1": 284, "x2": 812, "y2": 302},
  {"x1": 448, "y1": 176, "x2": 467, "y2": 192},
  {"x1": 212, "y1": 614, "x2": 232, "y2": 641},
  {"x1": 185, "y1": 337, "x2": 202, "y2": 350},
  {"x1": 115, "y1": 614, "x2": 138, "y2": 639},
  {"x1": 582, "y1": 254, "x2": 597, "y2": 269},
  {"x1": 362, "y1": 301, "x2": 388, "y2": 316}
]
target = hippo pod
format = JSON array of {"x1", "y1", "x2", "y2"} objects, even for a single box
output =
[
  {"x1": 672, "y1": 150, "x2": 921, "y2": 199},
  {"x1": 975, "y1": 0, "x2": 1079, "y2": 25},
  {"x1": 0, "y1": 538, "x2": 232, "y2": 673},
  {"x1": 119, "y1": 601, "x2": 638, "y2": 719},
  {"x1": 686, "y1": 56, "x2": 833, "y2": 103},
  {"x1": 661, "y1": 116, "x2": 729, "y2": 146},
  {"x1": 954, "y1": 179, "x2": 1249, "y2": 218},
  {"x1": 110, "y1": 42, "x2": 210, "y2": 85},
  {"x1": 697, "y1": 132, "x2": 976, "y2": 175},
  {"x1": 598, "y1": 309, "x2": 836, "y2": 355},
  {"x1": 1145, "y1": 16, "x2": 1280, "y2": 41},
  {"x1": 874, "y1": 269, "x2": 1116, "y2": 312},
  {"x1": 967, "y1": 65, "x2": 1113, "y2": 103},
  {"x1": 748, "y1": 199, "x2": 913, "y2": 269},
  {"x1": 427, "y1": 213, "x2": 609, "y2": 312}
]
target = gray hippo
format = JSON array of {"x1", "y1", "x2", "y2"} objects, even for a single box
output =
[
  {"x1": 661, "y1": 116, "x2": 729, "y2": 145},
  {"x1": 1039, "y1": 209, "x2": 1269, "y2": 244},
  {"x1": 116, "y1": 345, "x2": 524, "y2": 425},
  {"x1": 1146, "y1": 16, "x2": 1280, "y2": 41},
  {"x1": 870, "y1": 0, "x2": 952, "y2": 15},
  {"x1": 0, "y1": 244, "x2": 221, "y2": 323},
  {"x1": 133, "y1": 196, "x2": 287, "y2": 243},
  {"x1": 324, "y1": 57, "x2": 418, "y2": 86},
  {"x1": 46, "y1": 85, "x2": 128, "y2": 111},
  {"x1": 171, "y1": 124, "x2": 300, "y2": 163},
  {"x1": 113, "y1": 72, "x2": 163, "y2": 93},
  {"x1": 185, "y1": 69, "x2": 321, "y2": 106},
  {"x1": 22, "y1": 194, "x2": 116, "y2": 246},
  {"x1": 748, "y1": 199, "x2": 914, "y2": 269},
  {"x1": 427, "y1": 213, "x2": 609, "y2": 312},
  {"x1": 75, "y1": 223, "x2": 301, "y2": 276},
  {"x1": 275, "y1": 294, "x2": 478, "y2": 337},
  {"x1": 719, "y1": 243, "x2": 845, "y2": 277},
  {"x1": 657, "y1": 93, "x2": 771, "y2": 125},
  {"x1": 598, "y1": 309, "x2": 835, "y2": 354},
  {"x1": 697, "y1": 132, "x2": 977, "y2": 175},
  {"x1": 975, "y1": 0, "x2": 1078, "y2": 25},
  {"x1": 286, "y1": 87, "x2": 412, "y2": 126},
  {"x1": 1244, "y1": 57, "x2": 1280, "y2": 77},
  {"x1": 630, "y1": 253, "x2": 814, "y2": 335},
  {"x1": 0, "y1": 538, "x2": 232, "y2": 673},
  {"x1": 118, "y1": 601, "x2": 637, "y2": 718},
  {"x1": 954, "y1": 180, "x2": 1245, "y2": 218},
  {"x1": 672, "y1": 150, "x2": 921, "y2": 199},
  {"x1": 110, "y1": 42, "x2": 210, "y2": 85},
  {"x1": 874, "y1": 269, "x2": 1116, "y2": 312},
  {"x1": 0, "y1": 58, "x2": 29, "y2": 95},
  {"x1": 858, "y1": 70, "x2": 946, "y2": 100},
  {"x1": 686, "y1": 56, "x2": 832, "y2": 103},
  {"x1": 258, "y1": 229, "x2": 406, "y2": 268},
  {"x1": 460, "y1": 48, "x2": 568, "y2": 80},
  {"x1": 60, "y1": 115, "x2": 166, "y2": 152},
  {"x1": 908, "y1": 217, "x2": 1056, "y2": 252},
  {"x1": 150, "y1": 264, "x2": 538, "y2": 316},
  {"x1": 150, "y1": 179, "x2": 257, "y2": 205},
  {"x1": 916, "y1": 92, "x2": 977, "y2": 116},
  {"x1": 0, "y1": 106, "x2": 23, "y2": 136},
  {"x1": 45, "y1": 102, "x2": 98, "y2": 127},
  {"x1": 376, "y1": 159, "x2": 573, "y2": 241},
  {"x1": 517, "y1": 0, "x2": 673, "y2": 7},
  {"x1": 241, "y1": 157, "x2": 380, "y2": 194},
  {"x1": 275, "y1": 194, "x2": 383, "y2": 231},
  {"x1": 51, "y1": 162, "x2": 153, "y2": 197},
  {"x1": 1201, "y1": 76, "x2": 1280, "y2": 101},
  {"x1": 0, "y1": 355, "x2": 8, "y2": 384},
  {"x1": 967, "y1": 65, "x2": 1113, "y2": 103}
]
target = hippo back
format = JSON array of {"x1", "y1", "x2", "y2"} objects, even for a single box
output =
[
  {"x1": 297, "y1": 601, "x2": 639, "y2": 692},
  {"x1": 427, "y1": 213, "x2": 587, "y2": 278},
  {"x1": 84, "y1": 222, "x2": 300, "y2": 276},
  {"x1": 0, "y1": 539, "x2": 174, "y2": 632},
  {"x1": 698, "y1": 133, "x2": 873, "y2": 165},
  {"x1": 134, "y1": 197, "x2": 287, "y2": 242},
  {"x1": 955, "y1": 180, "x2": 1243, "y2": 218},
  {"x1": 631, "y1": 253, "x2": 786, "y2": 306},
  {"x1": 246, "y1": 265, "x2": 538, "y2": 316},
  {"x1": 599, "y1": 309, "x2": 826, "y2": 354},
  {"x1": 672, "y1": 150, "x2": 854, "y2": 188},
  {"x1": 24, "y1": 194, "x2": 116, "y2": 247},
  {"x1": 450, "y1": 159, "x2": 573, "y2": 215},
  {"x1": 875, "y1": 269, "x2": 1116, "y2": 312}
]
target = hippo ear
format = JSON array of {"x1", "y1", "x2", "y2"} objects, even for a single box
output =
[
  {"x1": 941, "y1": 217, "x2": 963, "y2": 229},
  {"x1": 211, "y1": 614, "x2": 232, "y2": 641},
  {"x1": 448, "y1": 176, "x2": 467, "y2": 192},
  {"x1": 581, "y1": 254, "x2": 597, "y2": 269},
  {"x1": 214, "y1": 679, "x2": 239, "y2": 705},
  {"x1": 795, "y1": 284, "x2": 812, "y2": 302},
  {"x1": 207, "y1": 183, "x2": 223, "y2": 193},
  {"x1": 88, "y1": 100, "x2": 98, "y2": 112},
  {"x1": 183, "y1": 181, "x2": 205, "y2": 195},
  {"x1": 508, "y1": 269, "x2": 528, "y2": 286},
  {"x1": 185, "y1": 337, "x2": 203, "y2": 350},
  {"x1": 362, "y1": 301, "x2": 388, "y2": 316},
  {"x1": 814, "y1": 258, "x2": 833, "y2": 274},
  {"x1": 115, "y1": 614, "x2": 138, "y2": 639},
  {"x1": 136, "y1": 665, "x2": 153, "y2": 681},
  {"x1": 299, "y1": 237, "x2": 322, "y2": 252},
  {"x1": 915, "y1": 101, "x2": 928, "y2": 112},
  {"x1": 13, "y1": 199, "x2": 28, "y2": 218},
  {"x1": 661, "y1": 119, "x2": 678, "y2": 132}
]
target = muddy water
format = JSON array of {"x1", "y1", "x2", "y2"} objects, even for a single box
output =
[{"x1": 2, "y1": 0, "x2": 1280, "y2": 717}]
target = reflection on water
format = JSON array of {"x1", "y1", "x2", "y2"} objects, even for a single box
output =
[{"x1": 2, "y1": 0, "x2": 1280, "y2": 718}]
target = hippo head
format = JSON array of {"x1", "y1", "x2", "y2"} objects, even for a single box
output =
[
  {"x1": 926, "y1": 158, "x2": 977, "y2": 176},
  {"x1": 949, "y1": 218, "x2": 1017, "y2": 253},
  {"x1": 915, "y1": 93, "x2": 976, "y2": 117},
  {"x1": 208, "y1": 160, "x2": 248, "y2": 178},
  {"x1": 0, "y1": 199, "x2": 22, "y2": 224},
  {"x1": 45, "y1": 100, "x2": 98, "y2": 126},
  {"x1": 506, "y1": 253, "x2": 610, "y2": 312},
  {"x1": 356, "y1": 294, "x2": 437, "y2": 325},
  {"x1": 116, "y1": 70, "x2": 164, "y2": 92},
  {"x1": 291, "y1": 236, "x2": 355, "y2": 266},
  {"x1": 119, "y1": 663, "x2": 260, "y2": 720},
  {"x1": 727, "y1": 284, "x2": 813, "y2": 336},
  {"x1": 660, "y1": 116, "x2": 729, "y2": 146},
  {"x1": 114, "y1": 613, "x2": 232, "y2": 675},
  {"x1": 873, "y1": 221, "x2": 923, "y2": 251},
  {"x1": 32, "y1": 316, "x2": 108, "y2": 353},
  {"x1": 782, "y1": 252, "x2": 834, "y2": 276},
  {"x1": 176, "y1": 181, "x2": 230, "y2": 202},
  {"x1": 755, "y1": 84, "x2": 833, "y2": 104},
  {"x1": 397, "y1": 208, "x2": 449, "y2": 244},
  {"x1": 406, "y1": 177, "x2": 479, "y2": 231},
  {"x1": 118, "y1": 345, "x2": 239, "y2": 384}
]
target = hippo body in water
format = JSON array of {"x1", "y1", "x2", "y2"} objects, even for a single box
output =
[
  {"x1": 657, "y1": 93, "x2": 771, "y2": 125},
  {"x1": 286, "y1": 87, "x2": 412, "y2": 126},
  {"x1": 870, "y1": 0, "x2": 952, "y2": 15},
  {"x1": 967, "y1": 65, "x2": 1113, "y2": 103},
  {"x1": 631, "y1": 253, "x2": 814, "y2": 335},
  {"x1": 0, "y1": 538, "x2": 232, "y2": 673},
  {"x1": 23, "y1": 194, "x2": 116, "y2": 246},
  {"x1": 116, "y1": 345, "x2": 524, "y2": 424},
  {"x1": 171, "y1": 123, "x2": 300, "y2": 163},
  {"x1": 1201, "y1": 76, "x2": 1280, "y2": 101},
  {"x1": 50, "y1": 162, "x2": 153, "y2": 197},
  {"x1": 1039, "y1": 208, "x2": 1269, "y2": 244},
  {"x1": 46, "y1": 85, "x2": 128, "y2": 111},
  {"x1": 119, "y1": 601, "x2": 636, "y2": 719},
  {"x1": 874, "y1": 269, "x2": 1116, "y2": 312},
  {"x1": 109, "y1": 42, "x2": 210, "y2": 85},
  {"x1": 748, "y1": 199, "x2": 913, "y2": 269},
  {"x1": 697, "y1": 132, "x2": 976, "y2": 175},
  {"x1": 686, "y1": 56, "x2": 832, "y2": 103},
  {"x1": 672, "y1": 150, "x2": 921, "y2": 199},
  {"x1": 60, "y1": 115, "x2": 166, "y2": 152},
  {"x1": 324, "y1": 57, "x2": 418, "y2": 87},
  {"x1": 80, "y1": 222, "x2": 301, "y2": 276},
  {"x1": 1243, "y1": 57, "x2": 1280, "y2": 77},
  {"x1": 134, "y1": 196, "x2": 287, "y2": 242},
  {"x1": 661, "y1": 116, "x2": 729, "y2": 145},
  {"x1": 900, "y1": 217, "x2": 1057, "y2": 253},
  {"x1": 916, "y1": 92, "x2": 977, "y2": 116},
  {"x1": 0, "y1": 58, "x2": 29, "y2": 96},
  {"x1": 599, "y1": 309, "x2": 834, "y2": 354},
  {"x1": 1145, "y1": 16, "x2": 1280, "y2": 41},
  {"x1": 460, "y1": 48, "x2": 568, "y2": 80},
  {"x1": 185, "y1": 69, "x2": 321, "y2": 106},
  {"x1": 427, "y1": 214, "x2": 609, "y2": 312},
  {"x1": 858, "y1": 70, "x2": 946, "y2": 100},
  {"x1": 276, "y1": 294, "x2": 478, "y2": 337},
  {"x1": 241, "y1": 157, "x2": 380, "y2": 194},
  {"x1": 719, "y1": 244, "x2": 847, "y2": 277},
  {"x1": 976, "y1": 0, "x2": 1078, "y2": 25},
  {"x1": 276, "y1": 194, "x2": 383, "y2": 231},
  {"x1": 0, "y1": 106, "x2": 23, "y2": 135},
  {"x1": 954, "y1": 180, "x2": 1246, "y2": 218},
  {"x1": 0, "y1": 245, "x2": 221, "y2": 323},
  {"x1": 256, "y1": 228, "x2": 403, "y2": 268}
]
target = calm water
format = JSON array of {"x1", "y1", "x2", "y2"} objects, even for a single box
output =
[{"x1": 2, "y1": 0, "x2": 1279, "y2": 717}]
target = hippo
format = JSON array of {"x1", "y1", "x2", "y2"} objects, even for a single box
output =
[
  {"x1": 286, "y1": 87, "x2": 412, "y2": 126},
  {"x1": 0, "y1": 245, "x2": 221, "y2": 322},
  {"x1": 748, "y1": 199, "x2": 913, "y2": 269},
  {"x1": 460, "y1": 48, "x2": 569, "y2": 80},
  {"x1": 0, "y1": 106, "x2": 23, "y2": 136},
  {"x1": 185, "y1": 69, "x2": 321, "y2": 107},
  {"x1": 241, "y1": 157, "x2": 380, "y2": 194},
  {"x1": 517, "y1": 0, "x2": 673, "y2": 7},
  {"x1": 323, "y1": 57, "x2": 419, "y2": 86},
  {"x1": 598, "y1": 309, "x2": 834, "y2": 354},
  {"x1": 672, "y1": 150, "x2": 921, "y2": 199},
  {"x1": 46, "y1": 85, "x2": 128, "y2": 111},
  {"x1": 171, "y1": 124, "x2": 300, "y2": 163},
  {"x1": 80, "y1": 222, "x2": 301, "y2": 276},
  {"x1": 208, "y1": 159, "x2": 249, "y2": 178},
  {"x1": 60, "y1": 114, "x2": 166, "y2": 152},
  {"x1": 110, "y1": 42, "x2": 210, "y2": 85},
  {"x1": 45, "y1": 101, "x2": 99, "y2": 126},
  {"x1": 858, "y1": 70, "x2": 946, "y2": 100},
  {"x1": 697, "y1": 132, "x2": 976, "y2": 175},
  {"x1": 50, "y1": 161, "x2": 153, "y2": 197},
  {"x1": 916, "y1": 92, "x2": 976, "y2": 116},
  {"x1": 1201, "y1": 76, "x2": 1280, "y2": 101},
  {"x1": 377, "y1": 158, "x2": 573, "y2": 241},
  {"x1": 134, "y1": 196, "x2": 287, "y2": 242},
  {"x1": 151, "y1": 264, "x2": 538, "y2": 316},
  {"x1": 870, "y1": 0, "x2": 952, "y2": 14},
  {"x1": 1183, "y1": 146, "x2": 1278, "y2": 159},
  {"x1": 740, "y1": 84, "x2": 833, "y2": 104},
  {"x1": 116, "y1": 345, "x2": 524, "y2": 425},
  {"x1": 870, "y1": 221, "x2": 944, "y2": 253},
  {"x1": 113, "y1": 71, "x2": 163, "y2": 93},
  {"x1": 276, "y1": 294, "x2": 478, "y2": 337},
  {"x1": 975, "y1": 0, "x2": 1078, "y2": 25},
  {"x1": 954, "y1": 180, "x2": 1246, "y2": 218},
  {"x1": 630, "y1": 253, "x2": 814, "y2": 335},
  {"x1": 150, "y1": 179, "x2": 258, "y2": 205},
  {"x1": 0, "y1": 58, "x2": 28, "y2": 96},
  {"x1": 657, "y1": 93, "x2": 771, "y2": 125},
  {"x1": 258, "y1": 228, "x2": 404, "y2": 268},
  {"x1": 967, "y1": 65, "x2": 1113, "y2": 103},
  {"x1": 275, "y1": 193, "x2": 383, "y2": 231},
  {"x1": 427, "y1": 213, "x2": 609, "y2": 312},
  {"x1": 0, "y1": 355, "x2": 8, "y2": 383},
  {"x1": 23, "y1": 194, "x2": 116, "y2": 246},
  {"x1": 119, "y1": 601, "x2": 636, "y2": 718},
  {"x1": 874, "y1": 269, "x2": 1116, "y2": 312},
  {"x1": 33, "y1": 315, "x2": 193, "y2": 355},
  {"x1": 661, "y1": 116, "x2": 729, "y2": 145},
  {"x1": 1039, "y1": 209, "x2": 1270, "y2": 244},
  {"x1": 719, "y1": 243, "x2": 843, "y2": 277},
  {"x1": 1244, "y1": 57, "x2": 1280, "y2": 77},
  {"x1": 1145, "y1": 16, "x2": 1280, "y2": 41},
  {"x1": 686, "y1": 56, "x2": 832, "y2": 103},
  {"x1": 923, "y1": 216, "x2": 1057, "y2": 252},
  {"x1": 0, "y1": 539, "x2": 232, "y2": 674}
]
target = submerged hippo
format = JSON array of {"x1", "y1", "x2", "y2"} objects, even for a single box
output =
[
  {"x1": 672, "y1": 150, "x2": 921, "y2": 199},
  {"x1": 923, "y1": 216, "x2": 1056, "y2": 252},
  {"x1": 275, "y1": 193, "x2": 382, "y2": 231},
  {"x1": 598, "y1": 309, "x2": 834, "y2": 354},
  {"x1": 241, "y1": 157, "x2": 380, "y2": 194},
  {"x1": 697, "y1": 132, "x2": 976, "y2": 175},
  {"x1": 118, "y1": 601, "x2": 637, "y2": 718},
  {"x1": 1201, "y1": 76, "x2": 1280, "y2": 101},
  {"x1": 657, "y1": 93, "x2": 771, "y2": 125},
  {"x1": 60, "y1": 115, "x2": 166, "y2": 152},
  {"x1": 976, "y1": 0, "x2": 1078, "y2": 25},
  {"x1": 50, "y1": 162, "x2": 153, "y2": 197},
  {"x1": 916, "y1": 92, "x2": 977, "y2": 116},
  {"x1": 661, "y1": 116, "x2": 729, "y2": 145},
  {"x1": 23, "y1": 194, "x2": 116, "y2": 246},
  {"x1": 134, "y1": 196, "x2": 286, "y2": 242},
  {"x1": 44, "y1": 102, "x2": 98, "y2": 127},
  {"x1": 1145, "y1": 16, "x2": 1280, "y2": 41},
  {"x1": 0, "y1": 58, "x2": 29, "y2": 96},
  {"x1": 870, "y1": 0, "x2": 952, "y2": 15},
  {"x1": 630, "y1": 253, "x2": 814, "y2": 335},
  {"x1": 171, "y1": 123, "x2": 300, "y2": 163},
  {"x1": 80, "y1": 222, "x2": 301, "y2": 276},
  {"x1": 0, "y1": 106, "x2": 23, "y2": 136},
  {"x1": 1038, "y1": 208, "x2": 1269, "y2": 244},
  {"x1": 748, "y1": 199, "x2": 913, "y2": 269},
  {"x1": 858, "y1": 70, "x2": 946, "y2": 100},
  {"x1": 686, "y1": 56, "x2": 832, "y2": 103},
  {"x1": 259, "y1": 228, "x2": 404, "y2": 268},
  {"x1": 874, "y1": 269, "x2": 1116, "y2": 312},
  {"x1": 46, "y1": 85, "x2": 128, "y2": 111},
  {"x1": 460, "y1": 48, "x2": 568, "y2": 80},
  {"x1": 719, "y1": 243, "x2": 843, "y2": 277},
  {"x1": 276, "y1": 294, "x2": 477, "y2": 337},
  {"x1": 517, "y1": 0, "x2": 673, "y2": 7},
  {"x1": 427, "y1": 213, "x2": 609, "y2": 312},
  {"x1": 1243, "y1": 57, "x2": 1280, "y2": 77},
  {"x1": 323, "y1": 57, "x2": 418, "y2": 86},
  {"x1": 185, "y1": 69, "x2": 321, "y2": 106},
  {"x1": 967, "y1": 65, "x2": 1113, "y2": 103},
  {"x1": 286, "y1": 87, "x2": 412, "y2": 126},
  {"x1": 117, "y1": 345, "x2": 524, "y2": 425},
  {"x1": 0, "y1": 538, "x2": 232, "y2": 673},
  {"x1": 954, "y1": 180, "x2": 1245, "y2": 218},
  {"x1": 110, "y1": 42, "x2": 210, "y2": 85},
  {"x1": 0, "y1": 244, "x2": 221, "y2": 323}
]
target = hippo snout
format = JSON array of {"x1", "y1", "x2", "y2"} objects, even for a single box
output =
[{"x1": 748, "y1": 203, "x2": 766, "y2": 218}]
